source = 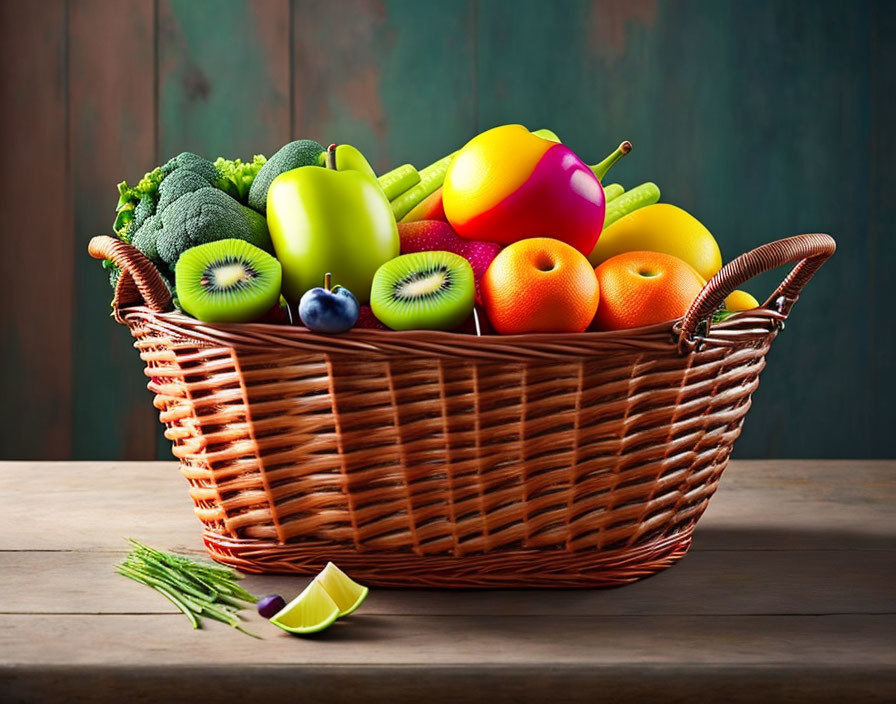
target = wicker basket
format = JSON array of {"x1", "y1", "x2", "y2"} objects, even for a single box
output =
[{"x1": 89, "y1": 232, "x2": 834, "y2": 587}]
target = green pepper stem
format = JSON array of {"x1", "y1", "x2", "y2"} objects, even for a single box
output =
[
  {"x1": 591, "y1": 141, "x2": 632, "y2": 182},
  {"x1": 325, "y1": 144, "x2": 337, "y2": 170}
]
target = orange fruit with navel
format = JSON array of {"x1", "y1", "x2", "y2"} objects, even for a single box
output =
[
  {"x1": 593, "y1": 251, "x2": 705, "y2": 330},
  {"x1": 481, "y1": 237, "x2": 599, "y2": 334}
]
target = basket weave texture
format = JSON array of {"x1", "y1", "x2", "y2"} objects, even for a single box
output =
[{"x1": 89, "y1": 233, "x2": 834, "y2": 587}]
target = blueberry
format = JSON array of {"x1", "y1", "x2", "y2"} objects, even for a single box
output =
[
  {"x1": 298, "y1": 273, "x2": 360, "y2": 333},
  {"x1": 257, "y1": 594, "x2": 287, "y2": 619}
]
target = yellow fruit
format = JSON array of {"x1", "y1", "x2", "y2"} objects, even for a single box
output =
[
  {"x1": 315, "y1": 562, "x2": 369, "y2": 617},
  {"x1": 588, "y1": 203, "x2": 723, "y2": 281},
  {"x1": 269, "y1": 580, "x2": 340, "y2": 635},
  {"x1": 725, "y1": 289, "x2": 760, "y2": 311}
]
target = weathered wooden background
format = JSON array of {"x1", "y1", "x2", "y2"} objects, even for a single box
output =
[{"x1": 0, "y1": 0, "x2": 892, "y2": 460}]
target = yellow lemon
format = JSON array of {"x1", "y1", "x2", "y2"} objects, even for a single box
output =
[
  {"x1": 724, "y1": 289, "x2": 760, "y2": 311},
  {"x1": 588, "y1": 203, "x2": 723, "y2": 281}
]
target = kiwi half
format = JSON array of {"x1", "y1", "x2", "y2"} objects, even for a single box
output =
[
  {"x1": 370, "y1": 251, "x2": 474, "y2": 331},
  {"x1": 175, "y1": 239, "x2": 282, "y2": 323}
]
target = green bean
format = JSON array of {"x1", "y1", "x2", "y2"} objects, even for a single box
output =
[
  {"x1": 603, "y1": 182, "x2": 661, "y2": 229},
  {"x1": 377, "y1": 163, "x2": 420, "y2": 201},
  {"x1": 603, "y1": 183, "x2": 624, "y2": 203},
  {"x1": 391, "y1": 152, "x2": 456, "y2": 220}
]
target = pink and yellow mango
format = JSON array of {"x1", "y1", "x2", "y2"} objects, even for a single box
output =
[{"x1": 442, "y1": 124, "x2": 605, "y2": 256}]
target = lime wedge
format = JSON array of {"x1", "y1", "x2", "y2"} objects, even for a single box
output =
[
  {"x1": 316, "y1": 562, "x2": 369, "y2": 617},
  {"x1": 269, "y1": 580, "x2": 340, "y2": 635}
]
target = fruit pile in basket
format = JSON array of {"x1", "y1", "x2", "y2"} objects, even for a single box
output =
[{"x1": 104, "y1": 124, "x2": 758, "y2": 334}]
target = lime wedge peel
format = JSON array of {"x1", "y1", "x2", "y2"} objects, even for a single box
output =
[
  {"x1": 315, "y1": 562, "x2": 370, "y2": 617},
  {"x1": 269, "y1": 580, "x2": 340, "y2": 635}
]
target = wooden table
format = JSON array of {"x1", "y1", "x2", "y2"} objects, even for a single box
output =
[{"x1": 1, "y1": 460, "x2": 893, "y2": 703}]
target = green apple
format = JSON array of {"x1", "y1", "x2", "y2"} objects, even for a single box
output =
[{"x1": 267, "y1": 144, "x2": 399, "y2": 304}]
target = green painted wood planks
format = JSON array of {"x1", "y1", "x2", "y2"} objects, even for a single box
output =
[{"x1": 0, "y1": 0, "x2": 891, "y2": 459}]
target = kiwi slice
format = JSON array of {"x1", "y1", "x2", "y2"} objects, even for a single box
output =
[
  {"x1": 175, "y1": 239, "x2": 282, "y2": 323},
  {"x1": 370, "y1": 251, "x2": 474, "y2": 331}
]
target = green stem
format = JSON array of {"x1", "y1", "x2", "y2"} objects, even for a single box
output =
[
  {"x1": 118, "y1": 540, "x2": 258, "y2": 634},
  {"x1": 591, "y1": 141, "x2": 632, "y2": 182},
  {"x1": 117, "y1": 566, "x2": 200, "y2": 629}
]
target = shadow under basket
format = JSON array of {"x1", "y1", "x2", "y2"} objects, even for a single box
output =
[{"x1": 89, "y1": 233, "x2": 835, "y2": 588}]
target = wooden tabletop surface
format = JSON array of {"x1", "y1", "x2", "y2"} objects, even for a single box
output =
[{"x1": 1, "y1": 460, "x2": 894, "y2": 703}]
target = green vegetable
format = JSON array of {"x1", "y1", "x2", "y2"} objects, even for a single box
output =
[
  {"x1": 161, "y1": 151, "x2": 220, "y2": 183},
  {"x1": 602, "y1": 181, "x2": 661, "y2": 230},
  {"x1": 156, "y1": 169, "x2": 213, "y2": 212},
  {"x1": 131, "y1": 216, "x2": 162, "y2": 263},
  {"x1": 113, "y1": 167, "x2": 164, "y2": 241},
  {"x1": 603, "y1": 183, "x2": 624, "y2": 203},
  {"x1": 106, "y1": 150, "x2": 272, "y2": 294},
  {"x1": 112, "y1": 151, "x2": 264, "y2": 242},
  {"x1": 712, "y1": 308, "x2": 738, "y2": 323},
  {"x1": 155, "y1": 187, "x2": 273, "y2": 268},
  {"x1": 214, "y1": 154, "x2": 266, "y2": 204},
  {"x1": 378, "y1": 163, "x2": 420, "y2": 200},
  {"x1": 267, "y1": 143, "x2": 398, "y2": 304},
  {"x1": 390, "y1": 152, "x2": 456, "y2": 221},
  {"x1": 116, "y1": 539, "x2": 258, "y2": 636},
  {"x1": 248, "y1": 139, "x2": 325, "y2": 214}
]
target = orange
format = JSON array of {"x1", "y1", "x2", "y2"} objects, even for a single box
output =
[
  {"x1": 593, "y1": 251, "x2": 704, "y2": 330},
  {"x1": 588, "y1": 204, "x2": 723, "y2": 281},
  {"x1": 481, "y1": 237, "x2": 599, "y2": 334}
]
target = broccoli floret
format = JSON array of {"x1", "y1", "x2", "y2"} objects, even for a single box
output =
[
  {"x1": 107, "y1": 150, "x2": 276, "y2": 288},
  {"x1": 155, "y1": 187, "x2": 272, "y2": 267},
  {"x1": 157, "y1": 169, "x2": 214, "y2": 212},
  {"x1": 131, "y1": 196, "x2": 156, "y2": 234},
  {"x1": 214, "y1": 154, "x2": 266, "y2": 204},
  {"x1": 113, "y1": 166, "x2": 164, "y2": 240},
  {"x1": 131, "y1": 215, "x2": 162, "y2": 263},
  {"x1": 161, "y1": 151, "x2": 220, "y2": 185},
  {"x1": 248, "y1": 139, "x2": 324, "y2": 213}
]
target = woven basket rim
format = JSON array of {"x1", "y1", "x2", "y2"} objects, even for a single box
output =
[{"x1": 121, "y1": 304, "x2": 784, "y2": 360}]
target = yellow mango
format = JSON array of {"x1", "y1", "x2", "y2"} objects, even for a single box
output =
[{"x1": 589, "y1": 203, "x2": 722, "y2": 281}]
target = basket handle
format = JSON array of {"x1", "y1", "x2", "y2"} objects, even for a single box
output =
[
  {"x1": 677, "y1": 233, "x2": 836, "y2": 351},
  {"x1": 88, "y1": 235, "x2": 173, "y2": 315}
]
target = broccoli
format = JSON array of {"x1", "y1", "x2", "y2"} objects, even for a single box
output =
[
  {"x1": 214, "y1": 155, "x2": 266, "y2": 204},
  {"x1": 130, "y1": 196, "x2": 156, "y2": 234},
  {"x1": 161, "y1": 151, "x2": 220, "y2": 184},
  {"x1": 106, "y1": 150, "x2": 272, "y2": 289},
  {"x1": 248, "y1": 139, "x2": 324, "y2": 213},
  {"x1": 155, "y1": 186, "x2": 272, "y2": 267},
  {"x1": 113, "y1": 166, "x2": 164, "y2": 240},
  {"x1": 131, "y1": 215, "x2": 162, "y2": 264},
  {"x1": 157, "y1": 169, "x2": 214, "y2": 212}
]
